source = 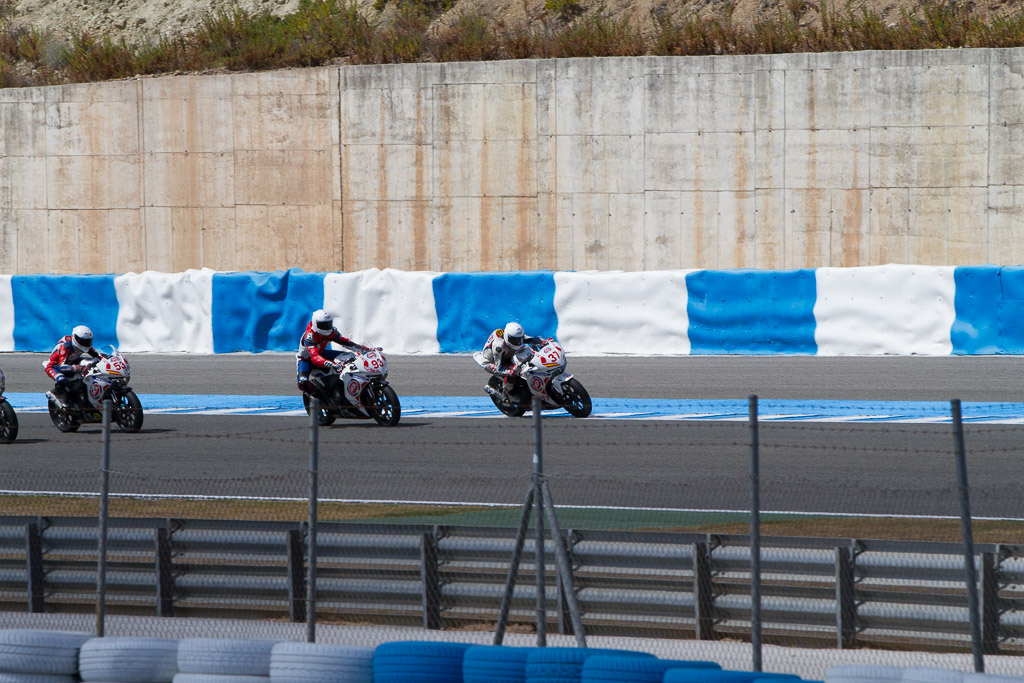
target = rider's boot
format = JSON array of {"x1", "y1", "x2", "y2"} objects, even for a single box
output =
[
  {"x1": 47, "y1": 389, "x2": 67, "y2": 410},
  {"x1": 484, "y1": 384, "x2": 501, "y2": 397}
]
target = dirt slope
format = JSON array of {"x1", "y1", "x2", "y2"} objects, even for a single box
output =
[{"x1": 9, "y1": 0, "x2": 1020, "y2": 50}]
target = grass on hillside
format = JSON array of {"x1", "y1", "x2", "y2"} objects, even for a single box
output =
[{"x1": 2, "y1": 0, "x2": 1024, "y2": 87}]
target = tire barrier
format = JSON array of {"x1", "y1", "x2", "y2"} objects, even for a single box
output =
[
  {"x1": 462, "y1": 645, "x2": 533, "y2": 683},
  {"x1": 172, "y1": 676, "x2": 270, "y2": 683},
  {"x1": 5, "y1": 264, "x2": 1024, "y2": 356},
  {"x1": 0, "y1": 675, "x2": 78, "y2": 683},
  {"x1": 823, "y1": 665, "x2": 905, "y2": 682},
  {"x1": 78, "y1": 637, "x2": 179, "y2": 683},
  {"x1": 176, "y1": 639, "x2": 280, "y2": 676},
  {"x1": 663, "y1": 671, "x2": 802, "y2": 682},
  {"x1": 0, "y1": 630, "x2": 92, "y2": 676},
  {"x1": 268, "y1": 642, "x2": 373, "y2": 683},
  {"x1": 372, "y1": 641, "x2": 473, "y2": 683},
  {"x1": 524, "y1": 647, "x2": 656, "y2": 683},
  {"x1": 580, "y1": 655, "x2": 721, "y2": 682}
]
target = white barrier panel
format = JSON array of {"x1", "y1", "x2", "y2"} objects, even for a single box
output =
[
  {"x1": 114, "y1": 269, "x2": 215, "y2": 353},
  {"x1": 553, "y1": 271, "x2": 693, "y2": 355},
  {"x1": 0, "y1": 275, "x2": 14, "y2": 352},
  {"x1": 813, "y1": 265, "x2": 956, "y2": 356},
  {"x1": 323, "y1": 268, "x2": 441, "y2": 354}
]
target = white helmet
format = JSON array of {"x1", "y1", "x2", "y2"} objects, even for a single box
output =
[
  {"x1": 71, "y1": 325, "x2": 93, "y2": 352},
  {"x1": 503, "y1": 322, "x2": 525, "y2": 349},
  {"x1": 311, "y1": 309, "x2": 334, "y2": 335}
]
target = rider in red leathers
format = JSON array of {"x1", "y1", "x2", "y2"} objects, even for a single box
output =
[
  {"x1": 44, "y1": 325, "x2": 104, "y2": 408},
  {"x1": 296, "y1": 309, "x2": 373, "y2": 394}
]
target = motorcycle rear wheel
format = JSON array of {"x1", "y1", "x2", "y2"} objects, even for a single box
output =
[
  {"x1": 488, "y1": 377, "x2": 527, "y2": 418},
  {"x1": 367, "y1": 385, "x2": 401, "y2": 426},
  {"x1": 48, "y1": 398, "x2": 80, "y2": 433},
  {"x1": 302, "y1": 393, "x2": 336, "y2": 426},
  {"x1": 0, "y1": 400, "x2": 18, "y2": 443},
  {"x1": 115, "y1": 389, "x2": 144, "y2": 433},
  {"x1": 560, "y1": 378, "x2": 592, "y2": 418}
]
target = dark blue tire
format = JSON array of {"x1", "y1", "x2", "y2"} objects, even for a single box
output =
[
  {"x1": 525, "y1": 648, "x2": 655, "y2": 683},
  {"x1": 463, "y1": 645, "x2": 533, "y2": 683},
  {"x1": 581, "y1": 656, "x2": 720, "y2": 683},
  {"x1": 372, "y1": 641, "x2": 472, "y2": 683}
]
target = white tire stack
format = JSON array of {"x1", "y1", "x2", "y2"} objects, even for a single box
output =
[
  {"x1": 0, "y1": 630, "x2": 93, "y2": 683},
  {"x1": 78, "y1": 637, "x2": 179, "y2": 683},
  {"x1": 270, "y1": 642, "x2": 374, "y2": 683},
  {"x1": 173, "y1": 638, "x2": 281, "y2": 683}
]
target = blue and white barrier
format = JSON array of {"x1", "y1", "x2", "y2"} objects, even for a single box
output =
[{"x1": 0, "y1": 265, "x2": 1020, "y2": 355}]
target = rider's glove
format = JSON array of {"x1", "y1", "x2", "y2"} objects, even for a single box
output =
[
  {"x1": 323, "y1": 361, "x2": 337, "y2": 371},
  {"x1": 374, "y1": 346, "x2": 383, "y2": 352}
]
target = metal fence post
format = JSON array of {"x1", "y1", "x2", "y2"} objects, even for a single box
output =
[
  {"x1": 951, "y1": 399, "x2": 983, "y2": 673},
  {"x1": 748, "y1": 395, "x2": 762, "y2": 672},
  {"x1": 287, "y1": 527, "x2": 307, "y2": 622},
  {"x1": 693, "y1": 540, "x2": 715, "y2": 641},
  {"x1": 25, "y1": 522, "x2": 44, "y2": 613},
  {"x1": 155, "y1": 525, "x2": 174, "y2": 617},
  {"x1": 421, "y1": 527, "x2": 441, "y2": 630},
  {"x1": 836, "y1": 545, "x2": 856, "y2": 648},
  {"x1": 306, "y1": 399, "x2": 319, "y2": 643},
  {"x1": 981, "y1": 551, "x2": 1000, "y2": 655},
  {"x1": 532, "y1": 396, "x2": 547, "y2": 647},
  {"x1": 494, "y1": 486, "x2": 535, "y2": 645},
  {"x1": 96, "y1": 399, "x2": 112, "y2": 637}
]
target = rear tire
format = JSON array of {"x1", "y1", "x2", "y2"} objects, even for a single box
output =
[
  {"x1": 0, "y1": 400, "x2": 18, "y2": 443},
  {"x1": 488, "y1": 377, "x2": 527, "y2": 417},
  {"x1": 302, "y1": 393, "x2": 336, "y2": 426},
  {"x1": 114, "y1": 389, "x2": 144, "y2": 433},
  {"x1": 48, "y1": 398, "x2": 80, "y2": 433},
  {"x1": 560, "y1": 378, "x2": 592, "y2": 418},
  {"x1": 367, "y1": 385, "x2": 401, "y2": 426}
]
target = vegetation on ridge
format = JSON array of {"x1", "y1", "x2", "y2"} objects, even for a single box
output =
[{"x1": 2, "y1": 0, "x2": 1024, "y2": 87}]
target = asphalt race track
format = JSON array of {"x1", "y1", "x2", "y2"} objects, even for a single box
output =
[{"x1": 1, "y1": 353, "x2": 1022, "y2": 518}]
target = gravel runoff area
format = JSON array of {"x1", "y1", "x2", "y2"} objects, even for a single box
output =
[{"x1": 7, "y1": 613, "x2": 1024, "y2": 680}]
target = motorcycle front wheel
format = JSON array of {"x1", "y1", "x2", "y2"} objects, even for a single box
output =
[
  {"x1": 560, "y1": 378, "x2": 593, "y2": 418},
  {"x1": 0, "y1": 400, "x2": 18, "y2": 443},
  {"x1": 114, "y1": 389, "x2": 144, "y2": 433},
  {"x1": 488, "y1": 376, "x2": 527, "y2": 418},
  {"x1": 367, "y1": 384, "x2": 401, "y2": 426},
  {"x1": 48, "y1": 398, "x2": 80, "y2": 433},
  {"x1": 302, "y1": 393, "x2": 336, "y2": 426}
]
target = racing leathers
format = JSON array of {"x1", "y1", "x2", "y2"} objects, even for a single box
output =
[
  {"x1": 296, "y1": 322, "x2": 370, "y2": 393},
  {"x1": 44, "y1": 336, "x2": 103, "y2": 404},
  {"x1": 481, "y1": 328, "x2": 544, "y2": 378}
]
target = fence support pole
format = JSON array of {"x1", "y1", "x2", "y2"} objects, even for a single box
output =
[
  {"x1": 494, "y1": 486, "x2": 535, "y2": 645},
  {"x1": 748, "y1": 395, "x2": 762, "y2": 672},
  {"x1": 981, "y1": 551, "x2": 1000, "y2": 655},
  {"x1": 155, "y1": 526, "x2": 174, "y2": 617},
  {"x1": 286, "y1": 528, "x2": 307, "y2": 622},
  {"x1": 836, "y1": 546, "x2": 856, "y2": 649},
  {"x1": 96, "y1": 399, "x2": 112, "y2": 637},
  {"x1": 25, "y1": 522, "x2": 44, "y2": 613},
  {"x1": 306, "y1": 399, "x2": 319, "y2": 643},
  {"x1": 541, "y1": 480, "x2": 586, "y2": 647},
  {"x1": 952, "y1": 399, "x2": 983, "y2": 673},
  {"x1": 532, "y1": 396, "x2": 547, "y2": 647},
  {"x1": 421, "y1": 528, "x2": 441, "y2": 630},
  {"x1": 693, "y1": 540, "x2": 715, "y2": 641}
]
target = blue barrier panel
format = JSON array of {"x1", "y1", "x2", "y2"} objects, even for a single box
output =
[
  {"x1": 952, "y1": 265, "x2": 1024, "y2": 355},
  {"x1": 433, "y1": 272, "x2": 558, "y2": 353},
  {"x1": 686, "y1": 269, "x2": 817, "y2": 355},
  {"x1": 212, "y1": 269, "x2": 325, "y2": 353},
  {"x1": 12, "y1": 275, "x2": 119, "y2": 352}
]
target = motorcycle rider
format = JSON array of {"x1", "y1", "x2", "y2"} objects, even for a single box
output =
[
  {"x1": 481, "y1": 322, "x2": 545, "y2": 394},
  {"x1": 296, "y1": 309, "x2": 375, "y2": 395},
  {"x1": 44, "y1": 325, "x2": 105, "y2": 409}
]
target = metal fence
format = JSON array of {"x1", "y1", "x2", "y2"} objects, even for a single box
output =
[{"x1": 3, "y1": 517, "x2": 1024, "y2": 654}]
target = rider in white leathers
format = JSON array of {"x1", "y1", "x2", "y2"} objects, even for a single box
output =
[{"x1": 481, "y1": 322, "x2": 544, "y2": 389}]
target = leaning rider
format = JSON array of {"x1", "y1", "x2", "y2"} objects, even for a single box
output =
[
  {"x1": 296, "y1": 309, "x2": 374, "y2": 395},
  {"x1": 44, "y1": 325, "x2": 104, "y2": 408},
  {"x1": 480, "y1": 322, "x2": 544, "y2": 391}
]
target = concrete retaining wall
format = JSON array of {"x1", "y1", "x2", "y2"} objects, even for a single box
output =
[
  {"x1": 2, "y1": 49, "x2": 1024, "y2": 273},
  {"x1": 4, "y1": 265, "x2": 1022, "y2": 355}
]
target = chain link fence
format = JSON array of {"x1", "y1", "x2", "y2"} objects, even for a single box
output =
[{"x1": 2, "y1": 398, "x2": 1023, "y2": 678}]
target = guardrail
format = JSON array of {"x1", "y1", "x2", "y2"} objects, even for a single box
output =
[{"x1": 1, "y1": 515, "x2": 1022, "y2": 655}]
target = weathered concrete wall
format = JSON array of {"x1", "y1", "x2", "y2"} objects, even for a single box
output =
[{"x1": 2, "y1": 49, "x2": 1022, "y2": 274}]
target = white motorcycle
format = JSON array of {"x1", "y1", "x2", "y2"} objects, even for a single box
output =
[
  {"x1": 302, "y1": 348, "x2": 401, "y2": 427},
  {"x1": 46, "y1": 349, "x2": 144, "y2": 433},
  {"x1": 0, "y1": 368, "x2": 18, "y2": 443},
  {"x1": 474, "y1": 339, "x2": 592, "y2": 418}
]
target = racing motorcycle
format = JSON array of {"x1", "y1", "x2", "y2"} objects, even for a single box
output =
[
  {"x1": 474, "y1": 338, "x2": 592, "y2": 418},
  {"x1": 0, "y1": 368, "x2": 18, "y2": 443},
  {"x1": 46, "y1": 349, "x2": 144, "y2": 434},
  {"x1": 302, "y1": 348, "x2": 401, "y2": 427}
]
